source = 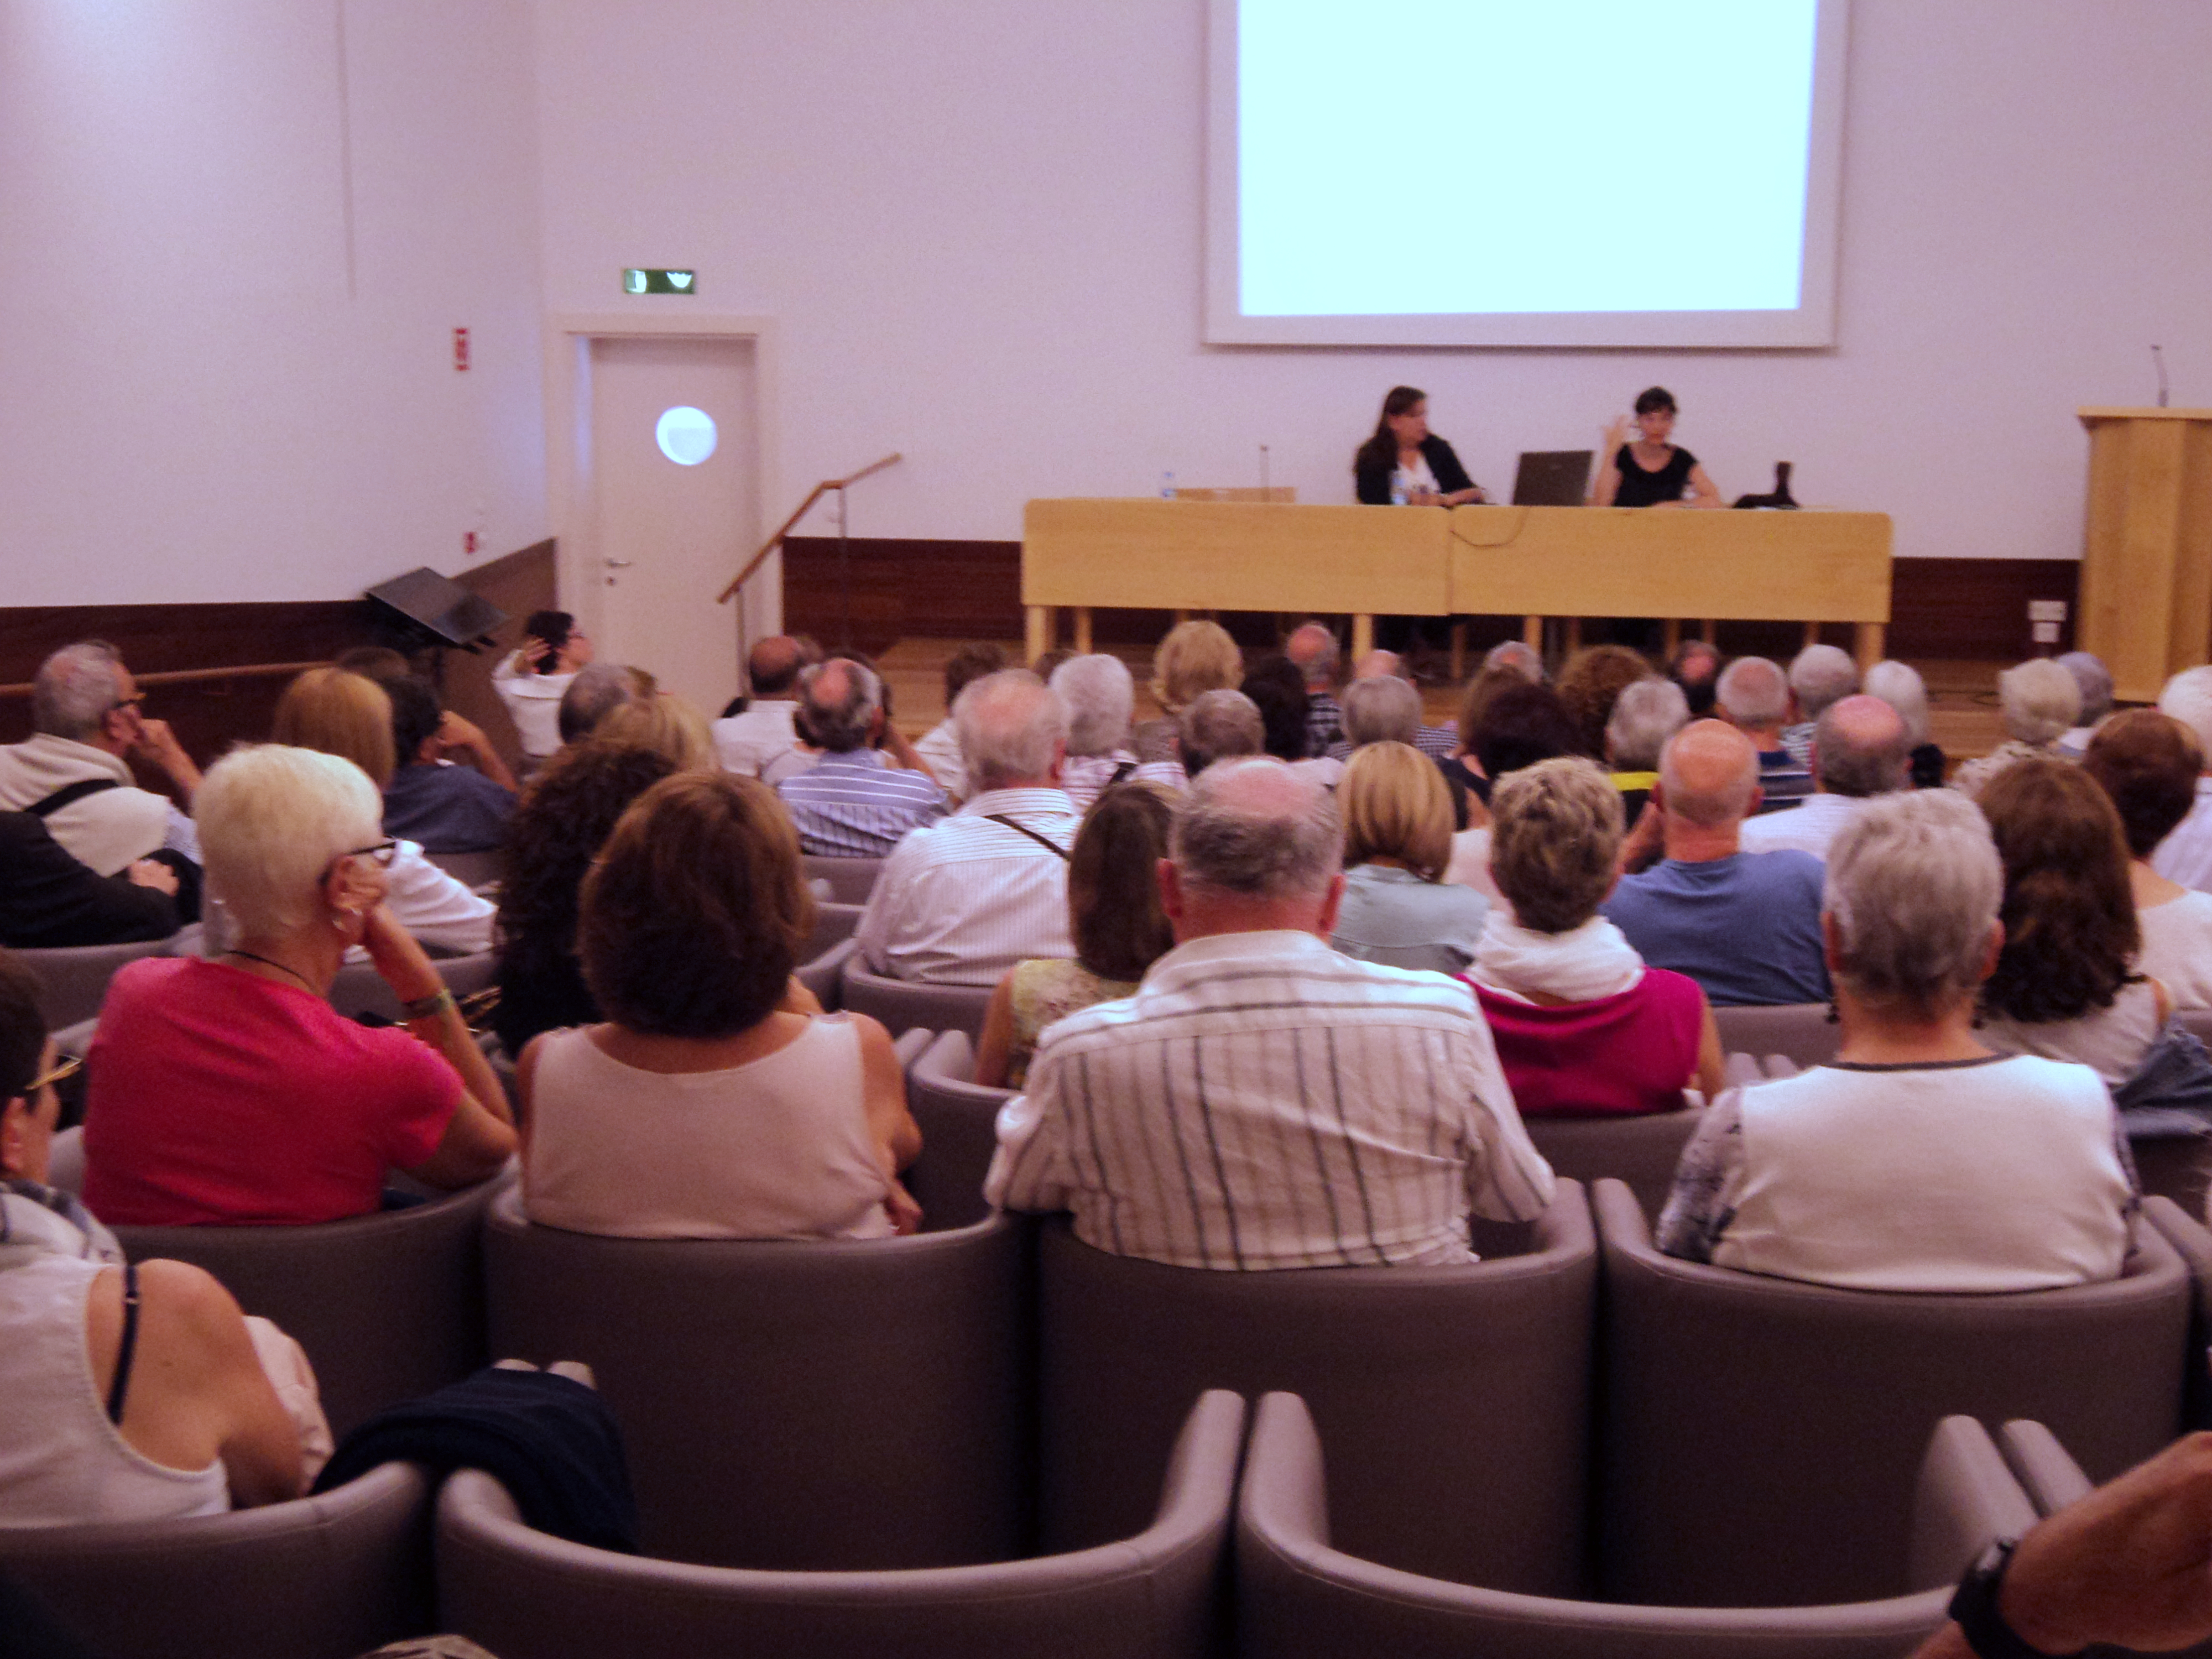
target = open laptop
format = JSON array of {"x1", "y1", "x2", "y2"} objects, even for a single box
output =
[{"x1": 1510, "y1": 450, "x2": 1594, "y2": 507}]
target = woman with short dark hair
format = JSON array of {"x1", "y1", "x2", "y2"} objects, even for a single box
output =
[
  {"x1": 2084, "y1": 710, "x2": 2212, "y2": 1010},
  {"x1": 1590, "y1": 385, "x2": 1724, "y2": 509},
  {"x1": 518, "y1": 771, "x2": 921, "y2": 1238}
]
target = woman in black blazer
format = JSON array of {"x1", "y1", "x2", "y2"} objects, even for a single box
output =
[{"x1": 1353, "y1": 386, "x2": 1488, "y2": 506}]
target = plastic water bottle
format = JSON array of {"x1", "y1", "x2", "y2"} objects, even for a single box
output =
[
  {"x1": 1160, "y1": 471, "x2": 1176, "y2": 500},
  {"x1": 1390, "y1": 471, "x2": 1407, "y2": 507}
]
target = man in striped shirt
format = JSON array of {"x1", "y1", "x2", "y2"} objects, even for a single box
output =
[
  {"x1": 774, "y1": 659, "x2": 947, "y2": 857},
  {"x1": 987, "y1": 758, "x2": 1553, "y2": 1269}
]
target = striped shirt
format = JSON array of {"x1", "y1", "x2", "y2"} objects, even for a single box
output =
[
  {"x1": 1060, "y1": 750, "x2": 1189, "y2": 812},
  {"x1": 1305, "y1": 693, "x2": 1344, "y2": 758},
  {"x1": 986, "y1": 930, "x2": 1554, "y2": 1269},
  {"x1": 854, "y1": 787, "x2": 1081, "y2": 984},
  {"x1": 775, "y1": 751, "x2": 947, "y2": 857},
  {"x1": 1328, "y1": 723, "x2": 1457, "y2": 763}
]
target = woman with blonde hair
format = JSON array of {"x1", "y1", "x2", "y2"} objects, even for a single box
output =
[
  {"x1": 1329, "y1": 743, "x2": 1490, "y2": 973},
  {"x1": 593, "y1": 692, "x2": 717, "y2": 774},
  {"x1": 270, "y1": 667, "x2": 493, "y2": 954},
  {"x1": 1135, "y1": 620, "x2": 1242, "y2": 763}
]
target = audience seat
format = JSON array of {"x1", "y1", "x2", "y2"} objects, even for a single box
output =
[
  {"x1": 11, "y1": 933, "x2": 182, "y2": 1029},
  {"x1": 841, "y1": 955, "x2": 993, "y2": 1039},
  {"x1": 801, "y1": 899, "x2": 864, "y2": 963},
  {"x1": 432, "y1": 1390, "x2": 1242, "y2": 1659},
  {"x1": 104, "y1": 1170, "x2": 512, "y2": 1438},
  {"x1": 905, "y1": 1030, "x2": 1014, "y2": 1230},
  {"x1": 2142, "y1": 1193, "x2": 2212, "y2": 1427},
  {"x1": 1710, "y1": 1003, "x2": 1841, "y2": 1070},
  {"x1": 422, "y1": 848, "x2": 502, "y2": 888},
  {"x1": 1522, "y1": 1104, "x2": 1703, "y2": 1221},
  {"x1": 801, "y1": 852, "x2": 884, "y2": 904},
  {"x1": 1592, "y1": 1177, "x2": 2189, "y2": 1608},
  {"x1": 1235, "y1": 1391, "x2": 2034, "y2": 1659},
  {"x1": 795, "y1": 935, "x2": 857, "y2": 1009},
  {"x1": 0, "y1": 1461, "x2": 435, "y2": 1659},
  {"x1": 480, "y1": 1188, "x2": 1028, "y2": 1571},
  {"x1": 1036, "y1": 1185, "x2": 1598, "y2": 1597},
  {"x1": 327, "y1": 949, "x2": 498, "y2": 1024}
]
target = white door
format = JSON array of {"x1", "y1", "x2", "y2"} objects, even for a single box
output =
[{"x1": 586, "y1": 335, "x2": 758, "y2": 713}]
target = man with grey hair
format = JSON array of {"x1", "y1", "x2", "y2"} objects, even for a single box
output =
[
  {"x1": 0, "y1": 641, "x2": 202, "y2": 884},
  {"x1": 1739, "y1": 694, "x2": 1912, "y2": 861},
  {"x1": 1178, "y1": 687, "x2": 1265, "y2": 780},
  {"x1": 2152, "y1": 665, "x2": 2212, "y2": 892},
  {"x1": 1605, "y1": 677, "x2": 1691, "y2": 821},
  {"x1": 556, "y1": 661, "x2": 650, "y2": 746},
  {"x1": 1780, "y1": 643, "x2": 1860, "y2": 766},
  {"x1": 1285, "y1": 620, "x2": 1344, "y2": 755},
  {"x1": 1048, "y1": 654, "x2": 1187, "y2": 808},
  {"x1": 775, "y1": 658, "x2": 948, "y2": 857},
  {"x1": 1483, "y1": 639, "x2": 1546, "y2": 683},
  {"x1": 988, "y1": 758, "x2": 1552, "y2": 1269},
  {"x1": 2056, "y1": 650, "x2": 2115, "y2": 759},
  {"x1": 1716, "y1": 654, "x2": 1813, "y2": 811},
  {"x1": 856, "y1": 669, "x2": 1081, "y2": 983},
  {"x1": 712, "y1": 633, "x2": 811, "y2": 776},
  {"x1": 1328, "y1": 650, "x2": 1456, "y2": 760}
]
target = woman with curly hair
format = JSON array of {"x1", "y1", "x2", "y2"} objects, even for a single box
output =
[{"x1": 1555, "y1": 644, "x2": 1652, "y2": 761}]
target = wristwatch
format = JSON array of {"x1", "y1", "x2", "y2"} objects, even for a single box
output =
[
  {"x1": 1948, "y1": 1538, "x2": 2081, "y2": 1659},
  {"x1": 400, "y1": 987, "x2": 458, "y2": 1021}
]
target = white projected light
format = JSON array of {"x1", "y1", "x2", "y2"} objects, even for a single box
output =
[
  {"x1": 1207, "y1": 0, "x2": 1848, "y2": 348},
  {"x1": 655, "y1": 405, "x2": 718, "y2": 466}
]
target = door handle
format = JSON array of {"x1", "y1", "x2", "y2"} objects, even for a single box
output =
[{"x1": 603, "y1": 558, "x2": 635, "y2": 568}]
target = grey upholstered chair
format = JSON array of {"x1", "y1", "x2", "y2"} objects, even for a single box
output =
[
  {"x1": 480, "y1": 1188, "x2": 1028, "y2": 1570},
  {"x1": 327, "y1": 948, "x2": 498, "y2": 1023},
  {"x1": 11, "y1": 933, "x2": 181, "y2": 1029},
  {"x1": 1036, "y1": 1184, "x2": 1598, "y2": 1597},
  {"x1": 104, "y1": 1171, "x2": 512, "y2": 1437},
  {"x1": 434, "y1": 1390, "x2": 1243, "y2": 1659},
  {"x1": 839, "y1": 954, "x2": 994, "y2": 1038},
  {"x1": 1236, "y1": 1391, "x2": 2036, "y2": 1659},
  {"x1": 905, "y1": 1030, "x2": 1015, "y2": 1230},
  {"x1": 2142, "y1": 1193, "x2": 2212, "y2": 1427},
  {"x1": 1593, "y1": 1178, "x2": 2189, "y2": 1609},
  {"x1": 1522, "y1": 1103, "x2": 1703, "y2": 1220},
  {"x1": 801, "y1": 852, "x2": 884, "y2": 903},
  {"x1": 801, "y1": 899, "x2": 865, "y2": 961},
  {"x1": 0, "y1": 1462, "x2": 435, "y2": 1659},
  {"x1": 795, "y1": 935, "x2": 857, "y2": 1010},
  {"x1": 422, "y1": 848, "x2": 503, "y2": 888},
  {"x1": 1710, "y1": 1002, "x2": 1841, "y2": 1069}
]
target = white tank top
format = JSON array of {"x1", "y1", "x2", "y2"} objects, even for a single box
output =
[
  {"x1": 1979, "y1": 979, "x2": 2163, "y2": 1089},
  {"x1": 524, "y1": 1019, "x2": 896, "y2": 1240},
  {"x1": 0, "y1": 1255, "x2": 229, "y2": 1525}
]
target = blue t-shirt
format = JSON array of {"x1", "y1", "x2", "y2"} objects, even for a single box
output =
[
  {"x1": 1601, "y1": 851, "x2": 1829, "y2": 1008},
  {"x1": 382, "y1": 763, "x2": 516, "y2": 854}
]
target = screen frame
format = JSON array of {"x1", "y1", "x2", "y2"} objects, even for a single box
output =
[{"x1": 1203, "y1": 0, "x2": 1850, "y2": 349}]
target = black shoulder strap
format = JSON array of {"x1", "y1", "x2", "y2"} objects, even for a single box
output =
[
  {"x1": 1105, "y1": 760, "x2": 1137, "y2": 788},
  {"x1": 26, "y1": 778, "x2": 123, "y2": 820},
  {"x1": 984, "y1": 814, "x2": 1072, "y2": 860},
  {"x1": 107, "y1": 1260, "x2": 141, "y2": 1426}
]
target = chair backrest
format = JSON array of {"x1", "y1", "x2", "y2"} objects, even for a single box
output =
[
  {"x1": 107, "y1": 1172, "x2": 509, "y2": 1438},
  {"x1": 801, "y1": 853, "x2": 884, "y2": 904},
  {"x1": 1710, "y1": 1002, "x2": 1840, "y2": 1069},
  {"x1": 905, "y1": 1030, "x2": 1014, "y2": 1230},
  {"x1": 841, "y1": 954, "x2": 993, "y2": 1039},
  {"x1": 1523, "y1": 1104, "x2": 1702, "y2": 1221},
  {"x1": 795, "y1": 935, "x2": 858, "y2": 1010},
  {"x1": 1235, "y1": 1391, "x2": 2036, "y2": 1659},
  {"x1": 1036, "y1": 1185, "x2": 1598, "y2": 1597},
  {"x1": 1593, "y1": 1178, "x2": 2189, "y2": 1608},
  {"x1": 2131, "y1": 1133, "x2": 2212, "y2": 1223},
  {"x1": 422, "y1": 848, "x2": 503, "y2": 888},
  {"x1": 11, "y1": 934, "x2": 181, "y2": 1029},
  {"x1": 801, "y1": 900, "x2": 865, "y2": 962},
  {"x1": 1993, "y1": 1418, "x2": 2097, "y2": 1516},
  {"x1": 481, "y1": 1187, "x2": 1029, "y2": 1571},
  {"x1": 433, "y1": 1391, "x2": 1244, "y2": 1659},
  {"x1": 0, "y1": 1461, "x2": 434, "y2": 1659},
  {"x1": 2142, "y1": 1193, "x2": 2212, "y2": 1428},
  {"x1": 327, "y1": 950, "x2": 498, "y2": 1023}
]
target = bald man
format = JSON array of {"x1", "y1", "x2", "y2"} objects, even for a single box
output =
[
  {"x1": 1601, "y1": 720, "x2": 1830, "y2": 1006},
  {"x1": 1285, "y1": 622, "x2": 1344, "y2": 755},
  {"x1": 711, "y1": 634, "x2": 812, "y2": 776},
  {"x1": 1739, "y1": 695, "x2": 1911, "y2": 861}
]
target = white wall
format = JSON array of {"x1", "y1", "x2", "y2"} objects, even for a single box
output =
[
  {"x1": 0, "y1": 0, "x2": 546, "y2": 606},
  {"x1": 533, "y1": 0, "x2": 2212, "y2": 564}
]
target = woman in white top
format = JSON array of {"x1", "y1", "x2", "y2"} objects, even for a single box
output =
[
  {"x1": 1658, "y1": 791, "x2": 2133, "y2": 1292},
  {"x1": 518, "y1": 772, "x2": 921, "y2": 1239},
  {"x1": 2084, "y1": 711, "x2": 2212, "y2": 1013},
  {"x1": 491, "y1": 609, "x2": 595, "y2": 765}
]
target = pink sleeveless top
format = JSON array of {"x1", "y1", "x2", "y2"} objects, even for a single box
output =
[{"x1": 1470, "y1": 969, "x2": 1703, "y2": 1118}]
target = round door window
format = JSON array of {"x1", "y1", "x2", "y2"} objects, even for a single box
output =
[{"x1": 655, "y1": 405, "x2": 718, "y2": 466}]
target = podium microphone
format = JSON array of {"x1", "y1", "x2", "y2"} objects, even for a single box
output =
[{"x1": 2153, "y1": 343, "x2": 2170, "y2": 409}]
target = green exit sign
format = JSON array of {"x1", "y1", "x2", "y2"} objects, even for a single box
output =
[{"x1": 623, "y1": 268, "x2": 696, "y2": 295}]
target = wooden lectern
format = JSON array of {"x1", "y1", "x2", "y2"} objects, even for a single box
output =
[{"x1": 2077, "y1": 408, "x2": 2212, "y2": 702}]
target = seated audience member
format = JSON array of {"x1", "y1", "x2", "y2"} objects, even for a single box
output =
[
  {"x1": 81, "y1": 745, "x2": 517, "y2": 1226},
  {"x1": 379, "y1": 676, "x2": 518, "y2": 853},
  {"x1": 1285, "y1": 621, "x2": 1344, "y2": 755},
  {"x1": 1338, "y1": 672, "x2": 1422, "y2": 750},
  {"x1": 1604, "y1": 677, "x2": 1690, "y2": 823},
  {"x1": 332, "y1": 645, "x2": 414, "y2": 684},
  {"x1": 856, "y1": 670, "x2": 1081, "y2": 984},
  {"x1": 518, "y1": 773, "x2": 920, "y2": 1239},
  {"x1": 1668, "y1": 638, "x2": 1722, "y2": 718},
  {"x1": 0, "y1": 641, "x2": 202, "y2": 904},
  {"x1": 1442, "y1": 680, "x2": 1583, "y2": 899},
  {"x1": 1482, "y1": 639, "x2": 1545, "y2": 684},
  {"x1": 1659, "y1": 790, "x2": 2133, "y2": 1291},
  {"x1": 0, "y1": 953, "x2": 308, "y2": 1519},
  {"x1": 1467, "y1": 758, "x2": 1723, "y2": 1114},
  {"x1": 0, "y1": 812, "x2": 178, "y2": 948},
  {"x1": 490, "y1": 611, "x2": 594, "y2": 768},
  {"x1": 492, "y1": 740, "x2": 678, "y2": 1056},
  {"x1": 977, "y1": 784, "x2": 1177, "y2": 1089},
  {"x1": 1330, "y1": 742, "x2": 1489, "y2": 973},
  {"x1": 1136, "y1": 620, "x2": 1242, "y2": 763},
  {"x1": 1864, "y1": 658, "x2": 1948, "y2": 788},
  {"x1": 1050, "y1": 654, "x2": 1187, "y2": 809},
  {"x1": 1780, "y1": 643, "x2": 1859, "y2": 766},
  {"x1": 1716, "y1": 654, "x2": 1813, "y2": 810},
  {"x1": 1177, "y1": 688, "x2": 1266, "y2": 780},
  {"x1": 1441, "y1": 664, "x2": 1537, "y2": 806},
  {"x1": 1240, "y1": 656, "x2": 1314, "y2": 763},
  {"x1": 594, "y1": 690, "x2": 715, "y2": 774},
  {"x1": 1329, "y1": 652, "x2": 1455, "y2": 759},
  {"x1": 2084, "y1": 711, "x2": 2212, "y2": 1010},
  {"x1": 1953, "y1": 656, "x2": 2083, "y2": 800},
  {"x1": 710, "y1": 634, "x2": 810, "y2": 777},
  {"x1": 2056, "y1": 649, "x2": 2116, "y2": 759},
  {"x1": 987, "y1": 758, "x2": 1553, "y2": 1267},
  {"x1": 1738, "y1": 693, "x2": 1912, "y2": 860},
  {"x1": 774, "y1": 659, "x2": 948, "y2": 855},
  {"x1": 912, "y1": 642, "x2": 1007, "y2": 802},
  {"x1": 1557, "y1": 644, "x2": 1651, "y2": 760},
  {"x1": 2155, "y1": 665, "x2": 2212, "y2": 892},
  {"x1": 1603, "y1": 721, "x2": 1830, "y2": 1006},
  {"x1": 272, "y1": 668, "x2": 494, "y2": 955},
  {"x1": 557, "y1": 661, "x2": 650, "y2": 747},
  {"x1": 1974, "y1": 758, "x2": 2174, "y2": 1092}
]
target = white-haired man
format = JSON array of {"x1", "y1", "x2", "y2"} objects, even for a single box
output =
[
  {"x1": 0, "y1": 641, "x2": 202, "y2": 880},
  {"x1": 1738, "y1": 694, "x2": 1912, "y2": 861},
  {"x1": 1285, "y1": 621, "x2": 1344, "y2": 755},
  {"x1": 1326, "y1": 651, "x2": 1455, "y2": 760},
  {"x1": 988, "y1": 758, "x2": 1553, "y2": 1267},
  {"x1": 1047, "y1": 654, "x2": 1188, "y2": 809},
  {"x1": 2153, "y1": 666, "x2": 2212, "y2": 891},
  {"x1": 1780, "y1": 643, "x2": 1859, "y2": 768},
  {"x1": 775, "y1": 659, "x2": 948, "y2": 857},
  {"x1": 855, "y1": 670, "x2": 1081, "y2": 983},
  {"x1": 1715, "y1": 655, "x2": 1813, "y2": 812}
]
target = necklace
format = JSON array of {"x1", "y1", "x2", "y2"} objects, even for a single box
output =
[{"x1": 225, "y1": 950, "x2": 317, "y2": 994}]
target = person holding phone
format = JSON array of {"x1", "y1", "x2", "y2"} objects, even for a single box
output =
[
  {"x1": 1591, "y1": 387, "x2": 1724, "y2": 509},
  {"x1": 492, "y1": 609, "x2": 596, "y2": 766},
  {"x1": 1354, "y1": 386, "x2": 1488, "y2": 507}
]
